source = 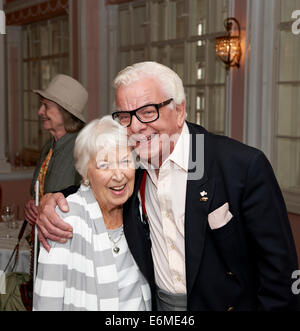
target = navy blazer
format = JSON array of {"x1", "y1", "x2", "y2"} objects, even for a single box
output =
[{"x1": 122, "y1": 122, "x2": 299, "y2": 311}]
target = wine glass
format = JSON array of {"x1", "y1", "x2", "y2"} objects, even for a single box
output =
[{"x1": 1, "y1": 204, "x2": 15, "y2": 238}]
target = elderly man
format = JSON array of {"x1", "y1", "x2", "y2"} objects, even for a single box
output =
[{"x1": 36, "y1": 62, "x2": 299, "y2": 311}]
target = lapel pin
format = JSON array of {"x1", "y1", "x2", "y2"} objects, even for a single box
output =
[{"x1": 200, "y1": 191, "x2": 208, "y2": 202}]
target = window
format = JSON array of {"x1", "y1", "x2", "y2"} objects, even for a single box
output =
[
  {"x1": 275, "y1": 0, "x2": 300, "y2": 194},
  {"x1": 22, "y1": 16, "x2": 69, "y2": 153},
  {"x1": 117, "y1": 0, "x2": 229, "y2": 135},
  {"x1": 271, "y1": 0, "x2": 300, "y2": 213}
]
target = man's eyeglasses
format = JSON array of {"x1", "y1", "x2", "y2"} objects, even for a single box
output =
[{"x1": 112, "y1": 98, "x2": 173, "y2": 128}]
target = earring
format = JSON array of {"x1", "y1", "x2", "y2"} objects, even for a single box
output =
[{"x1": 82, "y1": 178, "x2": 89, "y2": 186}]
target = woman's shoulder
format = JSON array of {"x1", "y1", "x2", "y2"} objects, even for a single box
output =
[
  {"x1": 54, "y1": 185, "x2": 96, "y2": 249},
  {"x1": 55, "y1": 184, "x2": 96, "y2": 227},
  {"x1": 55, "y1": 185, "x2": 84, "y2": 217},
  {"x1": 55, "y1": 132, "x2": 78, "y2": 152}
]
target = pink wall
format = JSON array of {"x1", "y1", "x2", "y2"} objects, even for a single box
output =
[
  {"x1": 230, "y1": 0, "x2": 247, "y2": 142},
  {"x1": 86, "y1": 0, "x2": 100, "y2": 122},
  {"x1": 71, "y1": 0, "x2": 79, "y2": 80}
]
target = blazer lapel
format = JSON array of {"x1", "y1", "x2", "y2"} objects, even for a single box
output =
[
  {"x1": 185, "y1": 122, "x2": 214, "y2": 298},
  {"x1": 185, "y1": 174, "x2": 215, "y2": 298}
]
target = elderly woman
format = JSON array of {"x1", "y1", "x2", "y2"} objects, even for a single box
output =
[
  {"x1": 24, "y1": 74, "x2": 88, "y2": 225},
  {"x1": 33, "y1": 116, "x2": 151, "y2": 311}
]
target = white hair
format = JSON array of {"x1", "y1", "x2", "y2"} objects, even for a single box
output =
[
  {"x1": 113, "y1": 61, "x2": 186, "y2": 106},
  {"x1": 74, "y1": 115, "x2": 128, "y2": 185}
]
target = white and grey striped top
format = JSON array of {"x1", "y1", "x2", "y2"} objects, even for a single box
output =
[{"x1": 33, "y1": 184, "x2": 151, "y2": 311}]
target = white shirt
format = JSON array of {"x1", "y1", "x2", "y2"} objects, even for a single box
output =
[{"x1": 140, "y1": 123, "x2": 190, "y2": 294}]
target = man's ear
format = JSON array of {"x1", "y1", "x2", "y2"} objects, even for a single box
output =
[{"x1": 176, "y1": 100, "x2": 186, "y2": 128}]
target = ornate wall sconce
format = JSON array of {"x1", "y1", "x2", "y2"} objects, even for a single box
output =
[{"x1": 216, "y1": 17, "x2": 241, "y2": 70}]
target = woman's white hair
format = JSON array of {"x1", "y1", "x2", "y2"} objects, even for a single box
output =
[
  {"x1": 74, "y1": 115, "x2": 128, "y2": 185},
  {"x1": 113, "y1": 61, "x2": 186, "y2": 106}
]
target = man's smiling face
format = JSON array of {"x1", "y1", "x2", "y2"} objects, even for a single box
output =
[{"x1": 115, "y1": 77, "x2": 186, "y2": 167}]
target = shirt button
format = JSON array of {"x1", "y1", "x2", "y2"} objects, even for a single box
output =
[
  {"x1": 170, "y1": 242, "x2": 175, "y2": 250},
  {"x1": 176, "y1": 276, "x2": 182, "y2": 282}
]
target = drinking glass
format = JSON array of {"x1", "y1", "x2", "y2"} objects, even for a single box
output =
[{"x1": 1, "y1": 204, "x2": 15, "y2": 238}]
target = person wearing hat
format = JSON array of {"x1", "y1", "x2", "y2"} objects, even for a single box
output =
[{"x1": 24, "y1": 74, "x2": 88, "y2": 225}]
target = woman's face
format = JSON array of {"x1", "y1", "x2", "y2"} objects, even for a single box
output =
[
  {"x1": 87, "y1": 146, "x2": 135, "y2": 212},
  {"x1": 37, "y1": 98, "x2": 66, "y2": 140}
]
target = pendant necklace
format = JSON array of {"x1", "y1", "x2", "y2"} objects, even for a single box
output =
[{"x1": 108, "y1": 228, "x2": 124, "y2": 254}]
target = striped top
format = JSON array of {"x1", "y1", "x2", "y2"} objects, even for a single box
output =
[{"x1": 33, "y1": 184, "x2": 151, "y2": 311}]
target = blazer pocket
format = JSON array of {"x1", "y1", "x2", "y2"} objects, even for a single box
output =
[
  {"x1": 209, "y1": 215, "x2": 244, "y2": 287},
  {"x1": 211, "y1": 215, "x2": 237, "y2": 241},
  {"x1": 208, "y1": 202, "x2": 233, "y2": 230}
]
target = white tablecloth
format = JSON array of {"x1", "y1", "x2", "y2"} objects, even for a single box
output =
[{"x1": 0, "y1": 221, "x2": 31, "y2": 273}]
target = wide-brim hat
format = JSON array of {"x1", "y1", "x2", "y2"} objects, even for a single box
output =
[{"x1": 33, "y1": 74, "x2": 88, "y2": 123}]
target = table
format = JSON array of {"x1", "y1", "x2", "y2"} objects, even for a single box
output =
[{"x1": 0, "y1": 221, "x2": 31, "y2": 273}]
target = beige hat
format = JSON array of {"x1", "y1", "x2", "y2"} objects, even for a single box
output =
[{"x1": 33, "y1": 74, "x2": 88, "y2": 123}]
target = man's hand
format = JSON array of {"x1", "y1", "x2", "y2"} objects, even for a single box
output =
[
  {"x1": 36, "y1": 193, "x2": 73, "y2": 252},
  {"x1": 24, "y1": 200, "x2": 38, "y2": 225}
]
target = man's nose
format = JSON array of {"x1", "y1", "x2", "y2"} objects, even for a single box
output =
[{"x1": 129, "y1": 115, "x2": 147, "y2": 133}]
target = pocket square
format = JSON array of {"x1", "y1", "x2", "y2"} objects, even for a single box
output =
[{"x1": 208, "y1": 202, "x2": 233, "y2": 230}]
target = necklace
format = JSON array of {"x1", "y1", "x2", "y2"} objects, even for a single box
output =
[{"x1": 108, "y1": 228, "x2": 124, "y2": 254}]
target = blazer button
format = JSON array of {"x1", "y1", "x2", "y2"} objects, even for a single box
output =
[
  {"x1": 226, "y1": 271, "x2": 234, "y2": 276},
  {"x1": 227, "y1": 306, "x2": 234, "y2": 312}
]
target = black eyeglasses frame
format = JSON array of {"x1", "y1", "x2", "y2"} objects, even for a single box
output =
[{"x1": 112, "y1": 98, "x2": 173, "y2": 128}]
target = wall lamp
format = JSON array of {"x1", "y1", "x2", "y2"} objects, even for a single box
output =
[{"x1": 216, "y1": 17, "x2": 241, "y2": 70}]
